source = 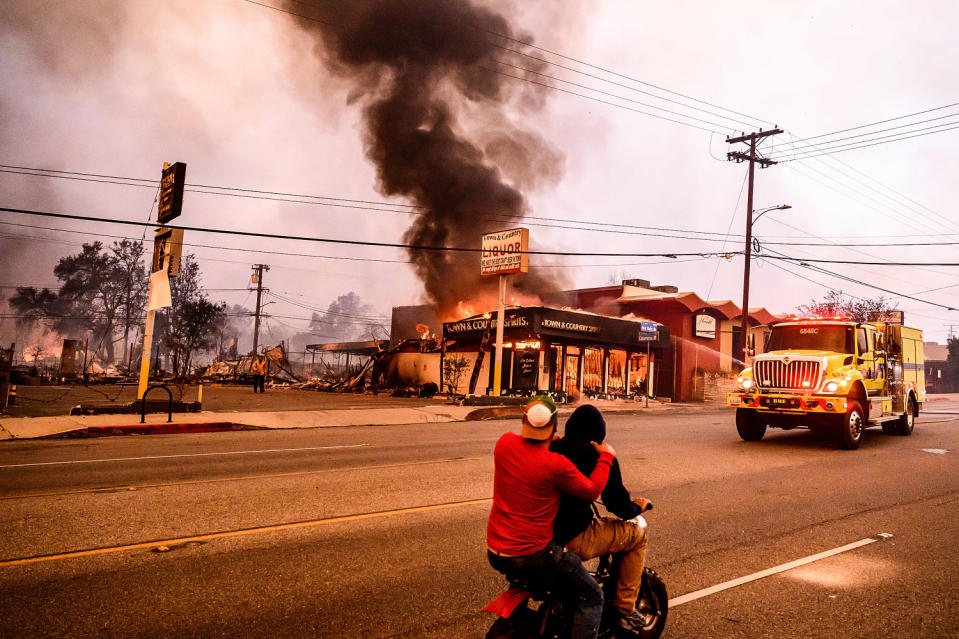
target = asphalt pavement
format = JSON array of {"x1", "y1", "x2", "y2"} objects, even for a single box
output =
[
  {"x1": 0, "y1": 403, "x2": 956, "y2": 637},
  {"x1": 0, "y1": 383, "x2": 703, "y2": 440}
]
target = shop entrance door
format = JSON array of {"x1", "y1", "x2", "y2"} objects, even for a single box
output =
[{"x1": 565, "y1": 353, "x2": 580, "y2": 396}]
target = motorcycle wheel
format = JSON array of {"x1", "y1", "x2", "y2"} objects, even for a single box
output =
[
  {"x1": 485, "y1": 618, "x2": 523, "y2": 639},
  {"x1": 485, "y1": 607, "x2": 540, "y2": 639},
  {"x1": 631, "y1": 568, "x2": 668, "y2": 639}
]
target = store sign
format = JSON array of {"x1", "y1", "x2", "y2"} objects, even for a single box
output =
[
  {"x1": 541, "y1": 318, "x2": 601, "y2": 334},
  {"x1": 694, "y1": 314, "x2": 717, "y2": 339},
  {"x1": 446, "y1": 315, "x2": 529, "y2": 334},
  {"x1": 481, "y1": 228, "x2": 529, "y2": 276}
]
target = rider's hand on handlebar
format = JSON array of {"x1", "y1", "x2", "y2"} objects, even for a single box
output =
[
  {"x1": 633, "y1": 497, "x2": 653, "y2": 512},
  {"x1": 592, "y1": 441, "x2": 616, "y2": 457}
]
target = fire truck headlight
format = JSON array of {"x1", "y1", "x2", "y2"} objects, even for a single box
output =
[
  {"x1": 824, "y1": 381, "x2": 840, "y2": 393},
  {"x1": 739, "y1": 377, "x2": 753, "y2": 390}
]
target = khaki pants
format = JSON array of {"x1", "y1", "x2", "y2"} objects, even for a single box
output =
[{"x1": 565, "y1": 516, "x2": 648, "y2": 615}]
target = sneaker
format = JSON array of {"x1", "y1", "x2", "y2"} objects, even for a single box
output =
[{"x1": 616, "y1": 609, "x2": 648, "y2": 635}]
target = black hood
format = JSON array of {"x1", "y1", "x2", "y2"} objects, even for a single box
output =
[{"x1": 563, "y1": 404, "x2": 606, "y2": 444}]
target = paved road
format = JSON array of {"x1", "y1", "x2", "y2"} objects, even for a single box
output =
[{"x1": 0, "y1": 404, "x2": 957, "y2": 638}]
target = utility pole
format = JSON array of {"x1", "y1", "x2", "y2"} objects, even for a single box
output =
[
  {"x1": 251, "y1": 264, "x2": 270, "y2": 355},
  {"x1": 727, "y1": 128, "x2": 782, "y2": 366},
  {"x1": 946, "y1": 324, "x2": 957, "y2": 341}
]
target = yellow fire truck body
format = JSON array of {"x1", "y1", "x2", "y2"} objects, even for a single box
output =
[{"x1": 727, "y1": 317, "x2": 924, "y2": 449}]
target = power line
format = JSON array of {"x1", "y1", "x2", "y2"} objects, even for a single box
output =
[
  {"x1": 0, "y1": 222, "x2": 710, "y2": 273},
  {"x1": 789, "y1": 262, "x2": 958, "y2": 312},
  {"x1": 774, "y1": 112, "x2": 959, "y2": 156},
  {"x1": 1, "y1": 164, "x2": 757, "y2": 241},
  {"x1": 784, "y1": 102, "x2": 959, "y2": 144},
  {"x1": 488, "y1": 58, "x2": 736, "y2": 132},
  {"x1": 268, "y1": 291, "x2": 388, "y2": 321},
  {"x1": 486, "y1": 66, "x2": 724, "y2": 135},
  {"x1": 773, "y1": 122, "x2": 959, "y2": 162},
  {"x1": 779, "y1": 148, "x2": 959, "y2": 235},
  {"x1": 480, "y1": 26, "x2": 773, "y2": 128},
  {"x1": 777, "y1": 132, "x2": 959, "y2": 236},
  {"x1": 761, "y1": 253, "x2": 959, "y2": 267},
  {"x1": 239, "y1": 0, "x2": 761, "y2": 134},
  {"x1": 757, "y1": 260, "x2": 959, "y2": 330},
  {"x1": 776, "y1": 120, "x2": 959, "y2": 161},
  {"x1": 758, "y1": 216, "x2": 957, "y2": 285},
  {"x1": 0, "y1": 207, "x2": 741, "y2": 259},
  {"x1": 760, "y1": 251, "x2": 957, "y2": 312},
  {"x1": 782, "y1": 163, "x2": 946, "y2": 237},
  {"x1": 706, "y1": 168, "x2": 748, "y2": 299},
  {"x1": 0, "y1": 219, "x2": 414, "y2": 264}
]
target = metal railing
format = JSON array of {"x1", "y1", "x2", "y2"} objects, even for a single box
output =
[{"x1": 140, "y1": 384, "x2": 173, "y2": 424}]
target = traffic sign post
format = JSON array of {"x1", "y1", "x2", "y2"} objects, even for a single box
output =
[
  {"x1": 138, "y1": 161, "x2": 186, "y2": 399},
  {"x1": 157, "y1": 162, "x2": 186, "y2": 224}
]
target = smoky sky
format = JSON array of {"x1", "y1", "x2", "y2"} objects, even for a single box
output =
[{"x1": 283, "y1": 0, "x2": 568, "y2": 312}]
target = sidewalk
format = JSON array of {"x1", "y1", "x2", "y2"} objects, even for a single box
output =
[{"x1": 0, "y1": 397, "x2": 702, "y2": 441}]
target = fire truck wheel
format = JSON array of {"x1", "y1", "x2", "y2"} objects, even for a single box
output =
[
  {"x1": 837, "y1": 399, "x2": 865, "y2": 450},
  {"x1": 895, "y1": 397, "x2": 916, "y2": 436},
  {"x1": 736, "y1": 409, "x2": 766, "y2": 442}
]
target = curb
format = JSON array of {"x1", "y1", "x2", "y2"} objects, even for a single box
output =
[
  {"x1": 465, "y1": 406, "x2": 525, "y2": 421},
  {"x1": 48, "y1": 422, "x2": 257, "y2": 439}
]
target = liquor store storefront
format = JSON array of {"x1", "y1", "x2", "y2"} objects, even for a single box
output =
[{"x1": 442, "y1": 306, "x2": 669, "y2": 399}]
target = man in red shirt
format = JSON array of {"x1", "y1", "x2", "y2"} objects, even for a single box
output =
[{"x1": 487, "y1": 396, "x2": 616, "y2": 639}]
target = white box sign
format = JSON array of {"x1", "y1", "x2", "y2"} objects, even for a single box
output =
[{"x1": 481, "y1": 228, "x2": 529, "y2": 277}]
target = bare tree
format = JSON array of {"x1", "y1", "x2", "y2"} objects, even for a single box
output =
[
  {"x1": 10, "y1": 240, "x2": 148, "y2": 364},
  {"x1": 796, "y1": 290, "x2": 899, "y2": 322}
]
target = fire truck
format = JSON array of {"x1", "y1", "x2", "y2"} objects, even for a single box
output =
[{"x1": 727, "y1": 316, "x2": 925, "y2": 449}]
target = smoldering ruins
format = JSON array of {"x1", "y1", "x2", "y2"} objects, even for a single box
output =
[{"x1": 284, "y1": 0, "x2": 569, "y2": 316}]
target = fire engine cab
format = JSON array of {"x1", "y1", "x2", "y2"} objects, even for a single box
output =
[{"x1": 727, "y1": 316, "x2": 924, "y2": 449}]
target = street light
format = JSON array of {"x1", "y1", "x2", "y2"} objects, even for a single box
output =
[{"x1": 741, "y1": 204, "x2": 791, "y2": 365}]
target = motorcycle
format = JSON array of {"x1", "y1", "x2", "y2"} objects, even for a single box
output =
[{"x1": 483, "y1": 512, "x2": 668, "y2": 639}]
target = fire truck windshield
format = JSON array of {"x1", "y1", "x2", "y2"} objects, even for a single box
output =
[{"x1": 766, "y1": 324, "x2": 855, "y2": 353}]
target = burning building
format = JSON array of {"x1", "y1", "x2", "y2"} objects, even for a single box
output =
[{"x1": 441, "y1": 306, "x2": 667, "y2": 400}]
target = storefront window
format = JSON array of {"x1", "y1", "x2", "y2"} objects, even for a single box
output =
[
  {"x1": 608, "y1": 349, "x2": 626, "y2": 394},
  {"x1": 584, "y1": 347, "x2": 603, "y2": 393},
  {"x1": 629, "y1": 353, "x2": 648, "y2": 395}
]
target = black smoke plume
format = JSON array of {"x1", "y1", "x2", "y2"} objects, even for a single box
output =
[{"x1": 285, "y1": 0, "x2": 568, "y2": 314}]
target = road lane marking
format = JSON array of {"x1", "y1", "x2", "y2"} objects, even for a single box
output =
[
  {"x1": 0, "y1": 456, "x2": 485, "y2": 501},
  {"x1": 921, "y1": 448, "x2": 948, "y2": 455},
  {"x1": 0, "y1": 497, "x2": 494, "y2": 568},
  {"x1": 0, "y1": 444, "x2": 370, "y2": 469},
  {"x1": 669, "y1": 533, "x2": 894, "y2": 608}
]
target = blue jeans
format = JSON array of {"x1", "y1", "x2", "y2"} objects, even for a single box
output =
[{"x1": 488, "y1": 543, "x2": 603, "y2": 639}]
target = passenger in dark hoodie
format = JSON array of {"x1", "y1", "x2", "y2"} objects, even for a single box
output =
[{"x1": 550, "y1": 404, "x2": 651, "y2": 635}]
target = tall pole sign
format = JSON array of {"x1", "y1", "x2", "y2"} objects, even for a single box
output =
[
  {"x1": 137, "y1": 161, "x2": 186, "y2": 400},
  {"x1": 481, "y1": 228, "x2": 529, "y2": 397}
]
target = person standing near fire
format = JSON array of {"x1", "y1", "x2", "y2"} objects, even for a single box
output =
[{"x1": 251, "y1": 354, "x2": 267, "y2": 393}]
